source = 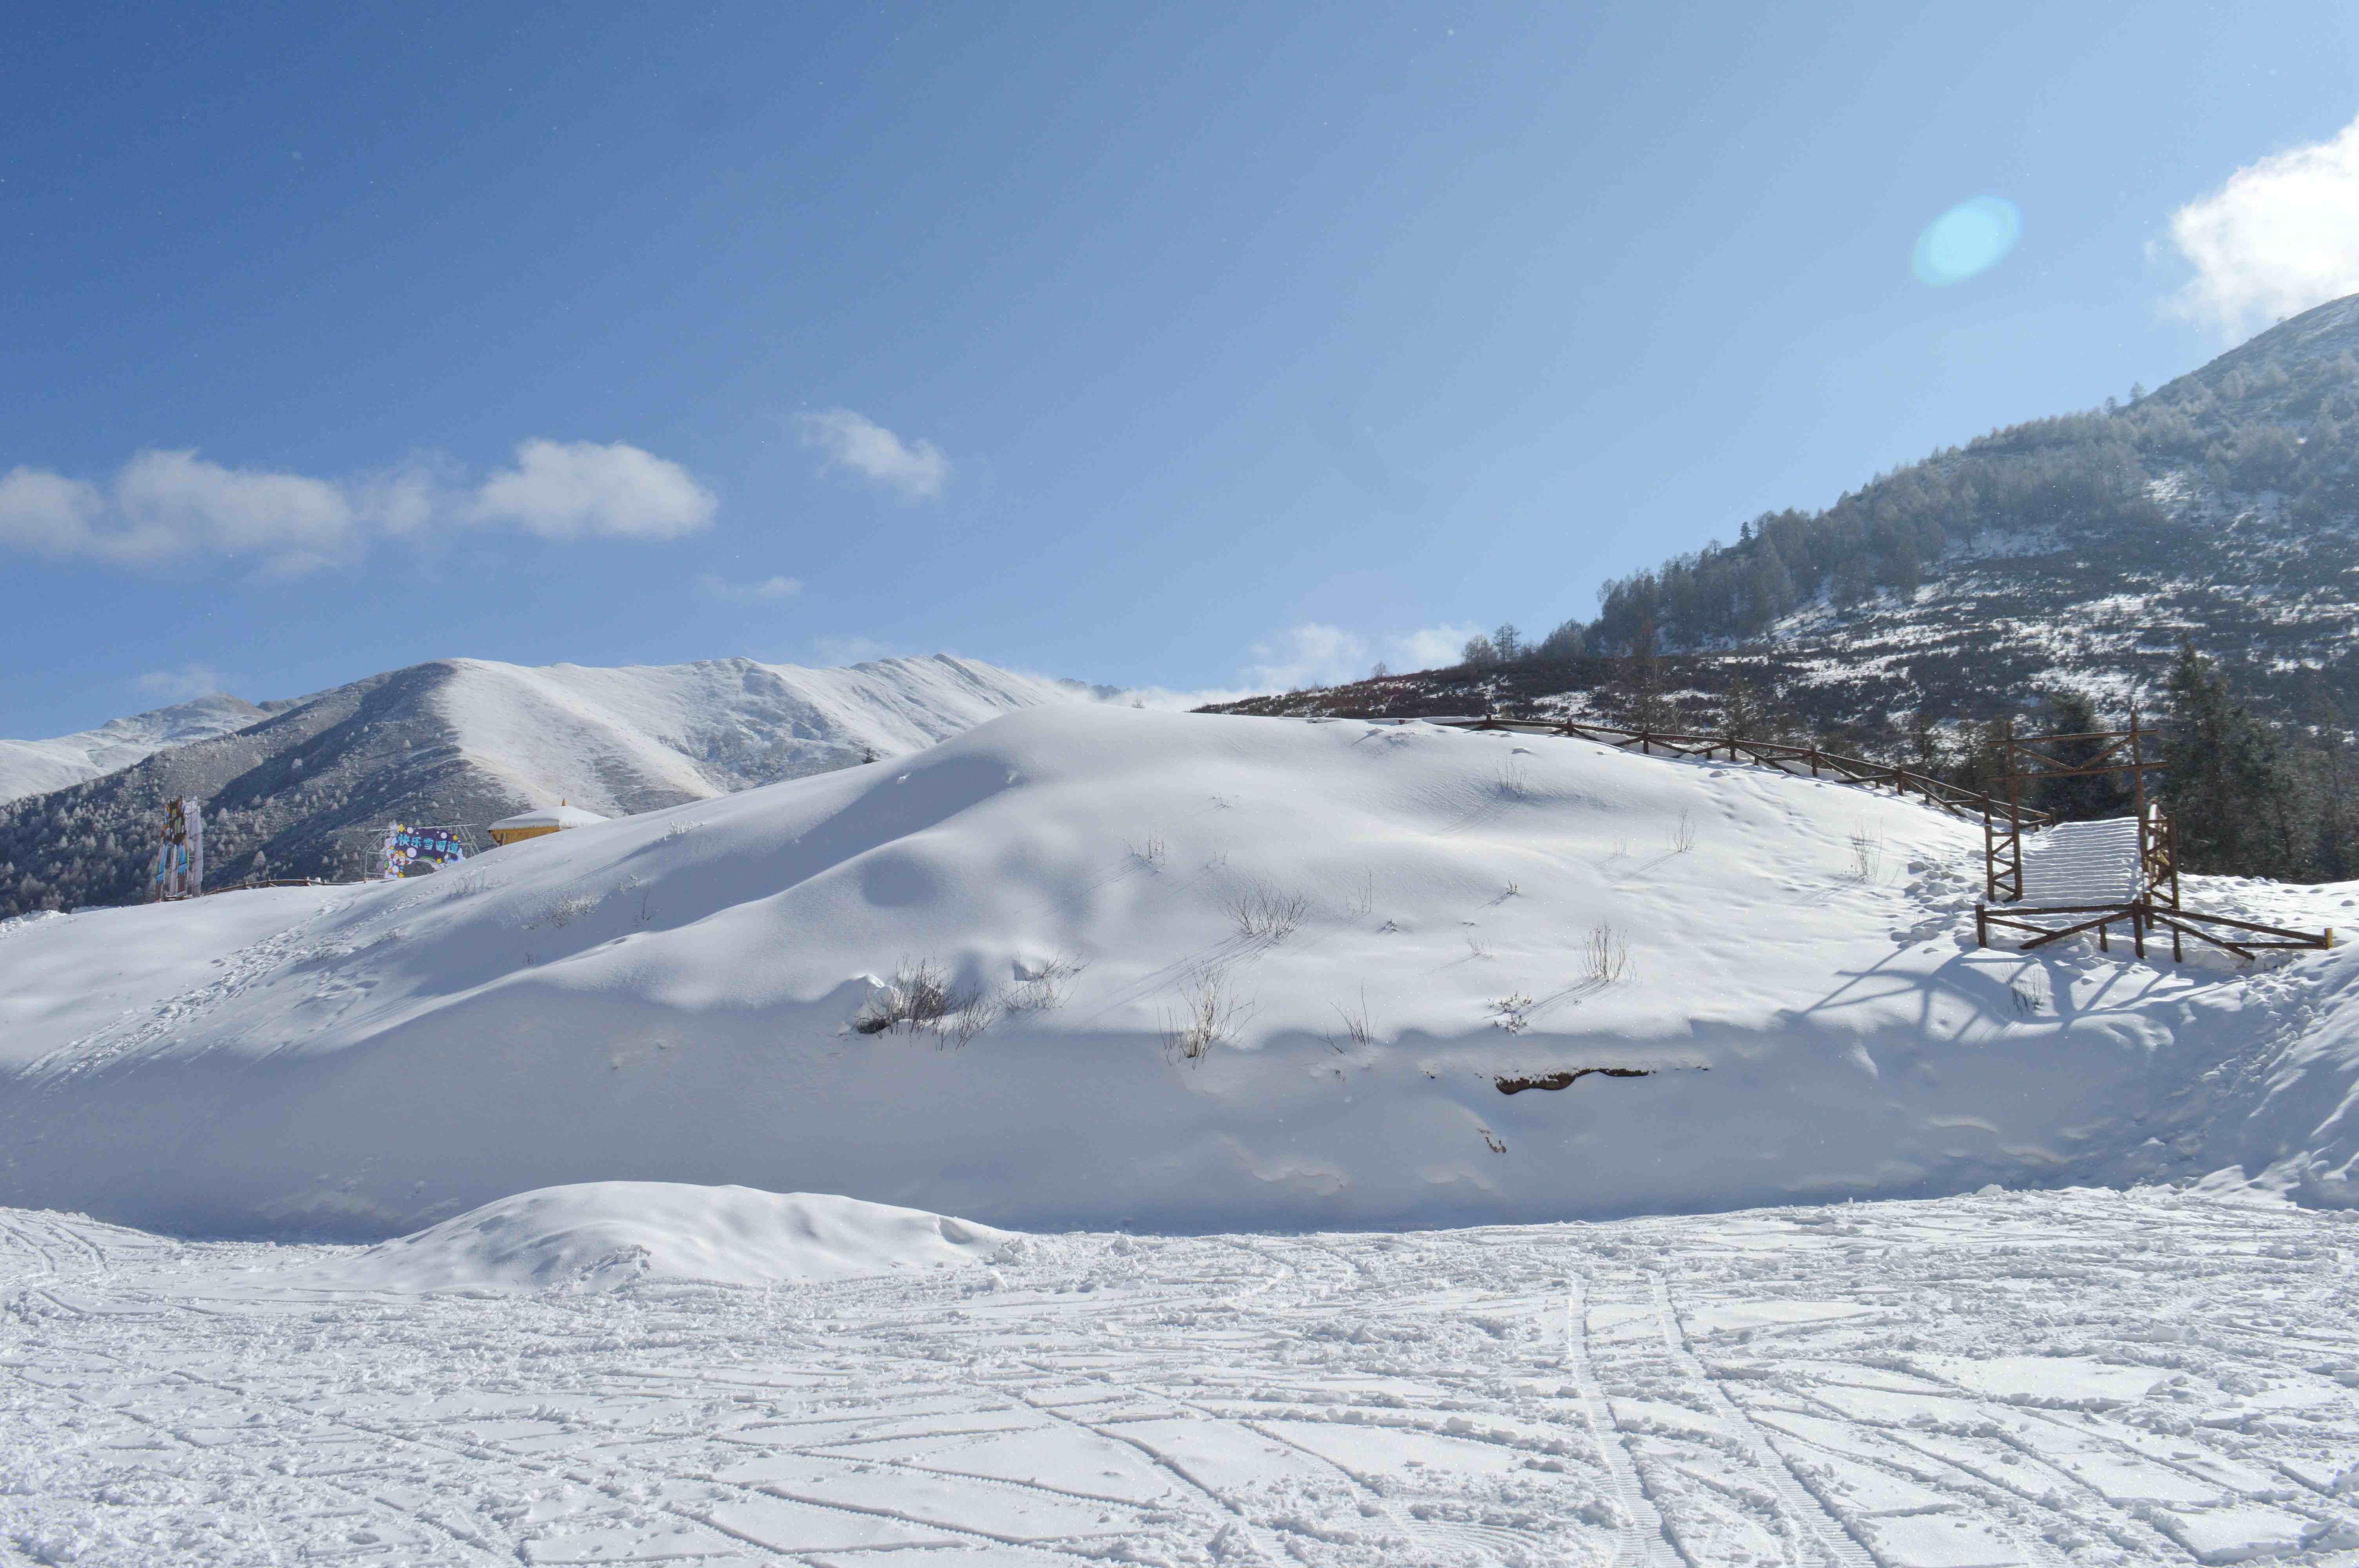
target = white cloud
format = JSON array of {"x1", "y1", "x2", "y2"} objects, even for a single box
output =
[
  {"x1": 1383, "y1": 623, "x2": 1484, "y2": 672},
  {"x1": 133, "y1": 664, "x2": 234, "y2": 702},
  {"x1": 1244, "y1": 624, "x2": 1368, "y2": 691},
  {"x1": 0, "y1": 466, "x2": 111, "y2": 560},
  {"x1": 699, "y1": 572, "x2": 804, "y2": 604},
  {"x1": 798, "y1": 408, "x2": 952, "y2": 502},
  {"x1": 470, "y1": 439, "x2": 716, "y2": 539},
  {"x1": 116, "y1": 450, "x2": 360, "y2": 575},
  {"x1": 2166, "y1": 113, "x2": 2359, "y2": 339},
  {"x1": 1, "y1": 453, "x2": 356, "y2": 572},
  {"x1": 1093, "y1": 683, "x2": 1256, "y2": 711},
  {"x1": 0, "y1": 440, "x2": 718, "y2": 574},
  {"x1": 1240, "y1": 621, "x2": 1487, "y2": 693}
]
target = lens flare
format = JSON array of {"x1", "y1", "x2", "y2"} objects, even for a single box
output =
[{"x1": 1912, "y1": 196, "x2": 2022, "y2": 286}]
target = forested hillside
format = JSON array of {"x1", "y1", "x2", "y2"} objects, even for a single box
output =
[{"x1": 1209, "y1": 295, "x2": 2359, "y2": 882}]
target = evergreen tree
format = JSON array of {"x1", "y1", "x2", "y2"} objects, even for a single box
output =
[
  {"x1": 1534, "y1": 618, "x2": 1585, "y2": 661},
  {"x1": 2163, "y1": 642, "x2": 2299, "y2": 876}
]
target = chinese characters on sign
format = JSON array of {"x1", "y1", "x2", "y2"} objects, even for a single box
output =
[{"x1": 381, "y1": 823, "x2": 469, "y2": 879}]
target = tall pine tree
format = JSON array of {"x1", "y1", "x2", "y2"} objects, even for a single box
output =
[{"x1": 2162, "y1": 641, "x2": 2299, "y2": 877}]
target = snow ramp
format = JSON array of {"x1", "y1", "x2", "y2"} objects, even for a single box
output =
[
  {"x1": 3, "y1": 704, "x2": 2356, "y2": 1237},
  {"x1": 2019, "y1": 817, "x2": 2143, "y2": 904}
]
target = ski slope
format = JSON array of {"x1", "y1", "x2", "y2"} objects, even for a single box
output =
[
  {"x1": 4, "y1": 1186, "x2": 2356, "y2": 1566},
  {"x1": 3, "y1": 704, "x2": 2358, "y2": 1240}
]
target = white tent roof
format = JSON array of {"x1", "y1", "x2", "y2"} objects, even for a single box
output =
[{"x1": 489, "y1": 804, "x2": 609, "y2": 832}]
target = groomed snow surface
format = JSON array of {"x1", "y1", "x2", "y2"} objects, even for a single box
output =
[
  {"x1": 7, "y1": 706, "x2": 2359, "y2": 1562},
  {"x1": 5, "y1": 1186, "x2": 2357, "y2": 1566}
]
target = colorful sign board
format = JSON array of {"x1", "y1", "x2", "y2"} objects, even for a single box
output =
[{"x1": 382, "y1": 823, "x2": 469, "y2": 879}]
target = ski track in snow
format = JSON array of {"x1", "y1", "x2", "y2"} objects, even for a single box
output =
[{"x1": 6, "y1": 1191, "x2": 2359, "y2": 1567}]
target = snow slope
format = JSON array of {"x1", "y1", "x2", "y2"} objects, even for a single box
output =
[
  {"x1": 4, "y1": 704, "x2": 2357, "y2": 1238},
  {"x1": 0, "y1": 692, "x2": 266, "y2": 804},
  {"x1": 6, "y1": 1189, "x2": 2357, "y2": 1566},
  {"x1": 426, "y1": 653, "x2": 1090, "y2": 812}
]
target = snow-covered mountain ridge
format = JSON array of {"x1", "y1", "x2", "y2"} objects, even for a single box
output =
[
  {"x1": 4, "y1": 703, "x2": 2352, "y2": 1238},
  {"x1": 0, "y1": 693, "x2": 272, "y2": 806},
  {"x1": 0, "y1": 653, "x2": 1085, "y2": 915}
]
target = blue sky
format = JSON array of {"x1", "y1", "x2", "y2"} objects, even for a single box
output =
[{"x1": 6, "y1": 2, "x2": 2359, "y2": 737}]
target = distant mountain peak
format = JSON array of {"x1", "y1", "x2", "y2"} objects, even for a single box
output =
[{"x1": 0, "y1": 653, "x2": 1091, "y2": 915}]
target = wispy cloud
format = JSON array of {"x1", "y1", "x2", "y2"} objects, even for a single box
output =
[
  {"x1": 798, "y1": 408, "x2": 951, "y2": 502},
  {"x1": 2166, "y1": 113, "x2": 2359, "y2": 340},
  {"x1": 699, "y1": 572, "x2": 804, "y2": 604},
  {"x1": 1240, "y1": 621, "x2": 1483, "y2": 691},
  {"x1": 0, "y1": 439, "x2": 717, "y2": 575},
  {"x1": 133, "y1": 663, "x2": 234, "y2": 702}
]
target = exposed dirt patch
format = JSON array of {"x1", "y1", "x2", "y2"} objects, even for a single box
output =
[{"x1": 1494, "y1": 1067, "x2": 1651, "y2": 1096}]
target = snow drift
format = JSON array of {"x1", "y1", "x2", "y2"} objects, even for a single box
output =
[
  {"x1": 284, "y1": 1183, "x2": 1010, "y2": 1292},
  {"x1": 3, "y1": 704, "x2": 2357, "y2": 1238}
]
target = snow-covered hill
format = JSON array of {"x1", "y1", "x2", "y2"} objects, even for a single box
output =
[
  {"x1": 0, "y1": 653, "x2": 1087, "y2": 913},
  {"x1": 4, "y1": 703, "x2": 2353, "y2": 1238},
  {"x1": 0, "y1": 692, "x2": 268, "y2": 805}
]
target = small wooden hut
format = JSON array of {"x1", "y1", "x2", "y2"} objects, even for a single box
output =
[{"x1": 486, "y1": 801, "x2": 609, "y2": 847}]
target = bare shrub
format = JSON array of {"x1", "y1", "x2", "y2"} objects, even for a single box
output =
[
  {"x1": 1003, "y1": 955, "x2": 1081, "y2": 1013},
  {"x1": 855, "y1": 959, "x2": 987, "y2": 1044},
  {"x1": 1127, "y1": 835, "x2": 1167, "y2": 872},
  {"x1": 2010, "y1": 973, "x2": 2047, "y2": 1016},
  {"x1": 523, "y1": 890, "x2": 603, "y2": 930},
  {"x1": 1583, "y1": 922, "x2": 1630, "y2": 987},
  {"x1": 1498, "y1": 757, "x2": 1529, "y2": 799},
  {"x1": 1488, "y1": 992, "x2": 1536, "y2": 1033},
  {"x1": 1164, "y1": 966, "x2": 1253, "y2": 1063},
  {"x1": 663, "y1": 818, "x2": 701, "y2": 841},
  {"x1": 1226, "y1": 885, "x2": 1309, "y2": 940},
  {"x1": 948, "y1": 991, "x2": 999, "y2": 1048},
  {"x1": 1465, "y1": 931, "x2": 1492, "y2": 960},
  {"x1": 1671, "y1": 809, "x2": 1696, "y2": 855},
  {"x1": 1849, "y1": 824, "x2": 1884, "y2": 884},
  {"x1": 1501, "y1": 880, "x2": 1521, "y2": 900},
  {"x1": 1345, "y1": 870, "x2": 1374, "y2": 919},
  {"x1": 1328, "y1": 987, "x2": 1374, "y2": 1051}
]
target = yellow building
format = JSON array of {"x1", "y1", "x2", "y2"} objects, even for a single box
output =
[{"x1": 486, "y1": 801, "x2": 609, "y2": 847}]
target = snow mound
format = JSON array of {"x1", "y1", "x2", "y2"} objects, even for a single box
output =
[
  {"x1": 3, "y1": 703, "x2": 2356, "y2": 1237},
  {"x1": 297, "y1": 1183, "x2": 1012, "y2": 1292}
]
